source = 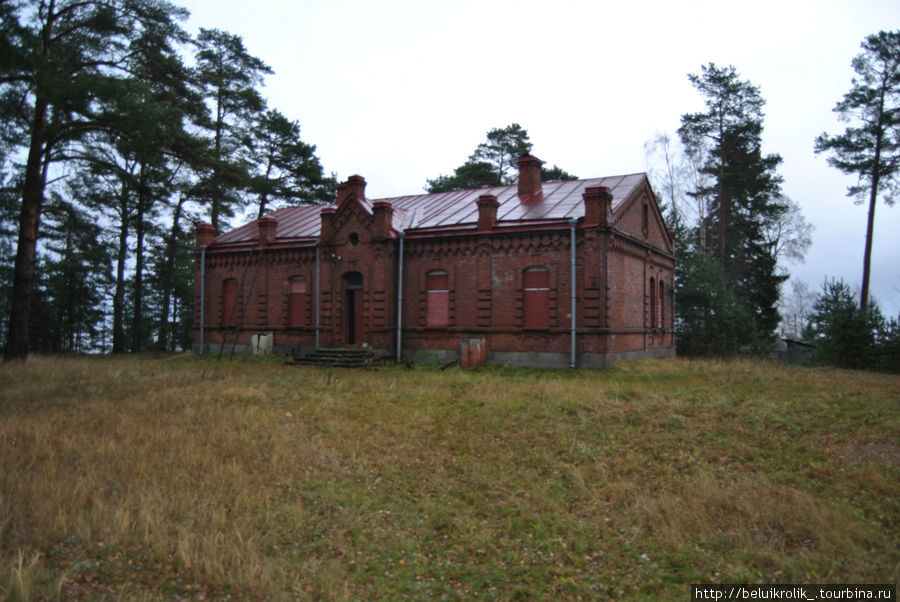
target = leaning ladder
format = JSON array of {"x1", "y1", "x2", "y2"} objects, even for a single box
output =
[{"x1": 218, "y1": 241, "x2": 267, "y2": 360}]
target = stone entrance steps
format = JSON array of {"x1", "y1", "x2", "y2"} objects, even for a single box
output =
[{"x1": 288, "y1": 347, "x2": 378, "y2": 368}]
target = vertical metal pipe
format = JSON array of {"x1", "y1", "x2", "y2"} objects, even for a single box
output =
[
  {"x1": 569, "y1": 219, "x2": 577, "y2": 369},
  {"x1": 199, "y1": 244, "x2": 207, "y2": 355},
  {"x1": 315, "y1": 243, "x2": 320, "y2": 350},
  {"x1": 396, "y1": 231, "x2": 405, "y2": 363}
]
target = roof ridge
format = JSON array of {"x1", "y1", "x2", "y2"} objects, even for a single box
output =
[{"x1": 212, "y1": 172, "x2": 649, "y2": 244}]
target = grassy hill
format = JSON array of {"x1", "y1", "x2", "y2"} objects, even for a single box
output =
[{"x1": 1, "y1": 355, "x2": 897, "y2": 600}]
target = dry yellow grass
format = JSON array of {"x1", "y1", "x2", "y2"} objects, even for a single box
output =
[{"x1": 0, "y1": 355, "x2": 897, "y2": 599}]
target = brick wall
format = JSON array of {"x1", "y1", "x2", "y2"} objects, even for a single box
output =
[{"x1": 193, "y1": 180, "x2": 676, "y2": 366}]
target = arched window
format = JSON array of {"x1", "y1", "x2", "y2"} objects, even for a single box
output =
[
  {"x1": 288, "y1": 277, "x2": 307, "y2": 327},
  {"x1": 426, "y1": 270, "x2": 449, "y2": 328},
  {"x1": 523, "y1": 267, "x2": 550, "y2": 329},
  {"x1": 223, "y1": 279, "x2": 239, "y2": 326},
  {"x1": 649, "y1": 277, "x2": 657, "y2": 329}
]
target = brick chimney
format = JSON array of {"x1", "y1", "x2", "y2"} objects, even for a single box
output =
[
  {"x1": 335, "y1": 175, "x2": 367, "y2": 206},
  {"x1": 372, "y1": 200, "x2": 394, "y2": 240},
  {"x1": 477, "y1": 194, "x2": 499, "y2": 230},
  {"x1": 583, "y1": 186, "x2": 613, "y2": 227},
  {"x1": 319, "y1": 207, "x2": 336, "y2": 244},
  {"x1": 336, "y1": 181, "x2": 350, "y2": 204},
  {"x1": 196, "y1": 223, "x2": 215, "y2": 249},
  {"x1": 347, "y1": 175, "x2": 366, "y2": 201},
  {"x1": 258, "y1": 215, "x2": 277, "y2": 244},
  {"x1": 517, "y1": 154, "x2": 543, "y2": 199}
]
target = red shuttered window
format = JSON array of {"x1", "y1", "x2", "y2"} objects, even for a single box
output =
[
  {"x1": 289, "y1": 277, "x2": 307, "y2": 327},
  {"x1": 523, "y1": 268, "x2": 550, "y2": 329},
  {"x1": 426, "y1": 270, "x2": 449, "y2": 328}
]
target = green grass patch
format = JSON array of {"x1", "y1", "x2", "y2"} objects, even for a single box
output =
[{"x1": 1, "y1": 355, "x2": 897, "y2": 599}]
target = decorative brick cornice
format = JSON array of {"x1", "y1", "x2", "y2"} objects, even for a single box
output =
[
  {"x1": 609, "y1": 234, "x2": 647, "y2": 261},
  {"x1": 405, "y1": 237, "x2": 479, "y2": 259},
  {"x1": 492, "y1": 231, "x2": 568, "y2": 254}
]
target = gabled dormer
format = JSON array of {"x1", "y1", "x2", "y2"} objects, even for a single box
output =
[{"x1": 319, "y1": 175, "x2": 396, "y2": 245}]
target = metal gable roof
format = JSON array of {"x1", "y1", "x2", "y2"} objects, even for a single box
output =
[{"x1": 212, "y1": 172, "x2": 647, "y2": 245}]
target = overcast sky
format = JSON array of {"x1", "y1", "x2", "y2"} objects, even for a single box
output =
[{"x1": 179, "y1": 0, "x2": 900, "y2": 316}]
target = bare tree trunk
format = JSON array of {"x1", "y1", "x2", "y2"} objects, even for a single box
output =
[
  {"x1": 112, "y1": 180, "x2": 130, "y2": 353},
  {"x1": 256, "y1": 154, "x2": 274, "y2": 219},
  {"x1": 131, "y1": 166, "x2": 147, "y2": 352},
  {"x1": 5, "y1": 99, "x2": 48, "y2": 361},
  {"x1": 158, "y1": 197, "x2": 185, "y2": 350},
  {"x1": 860, "y1": 86, "x2": 887, "y2": 313},
  {"x1": 4, "y1": 3, "x2": 56, "y2": 361},
  {"x1": 717, "y1": 131, "x2": 728, "y2": 266},
  {"x1": 860, "y1": 185, "x2": 877, "y2": 312}
]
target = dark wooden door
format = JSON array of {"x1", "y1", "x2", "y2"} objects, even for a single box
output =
[{"x1": 343, "y1": 272, "x2": 364, "y2": 345}]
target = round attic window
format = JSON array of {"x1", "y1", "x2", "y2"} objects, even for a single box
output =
[{"x1": 348, "y1": 232, "x2": 359, "y2": 246}]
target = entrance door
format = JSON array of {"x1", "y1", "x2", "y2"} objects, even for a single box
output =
[{"x1": 343, "y1": 272, "x2": 364, "y2": 346}]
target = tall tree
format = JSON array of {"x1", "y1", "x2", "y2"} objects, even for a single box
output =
[
  {"x1": 761, "y1": 195, "x2": 814, "y2": 269},
  {"x1": 468, "y1": 123, "x2": 532, "y2": 185},
  {"x1": 814, "y1": 30, "x2": 900, "y2": 311},
  {"x1": 149, "y1": 196, "x2": 196, "y2": 351},
  {"x1": 426, "y1": 161, "x2": 500, "y2": 193},
  {"x1": 192, "y1": 28, "x2": 272, "y2": 231},
  {"x1": 674, "y1": 246, "x2": 755, "y2": 356},
  {"x1": 645, "y1": 133, "x2": 706, "y2": 235},
  {"x1": 779, "y1": 278, "x2": 816, "y2": 339},
  {"x1": 426, "y1": 124, "x2": 575, "y2": 193},
  {"x1": 62, "y1": 1, "x2": 195, "y2": 353},
  {"x1": 678, "y1": 63, "x2": 788, "y2": 346},
  {"x1": 541, "y1": 164, "x2": 578, "y2": 181},
  {"x1": 0, "y1": 0, "x2": 190, "y2": 360},
  {"x1": 29, "y1": 193, "x2": 110, "y2": 352},
  {"x1": 249, "y1": 108, "x2": 334, "y2": 218},
  {"x1": 74, "y1": 160, "x2": 133, "y2": 351},
  {"x1": 0, "y1": 164, "x2": 19, "y2": 353}
]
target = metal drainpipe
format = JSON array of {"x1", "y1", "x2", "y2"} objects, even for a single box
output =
[
  {"x1": 569, "y1": 219, "x2": 577, "y2": 369},
  {"x1": 396, "y1": 231, "x2": 405, "y2": 363},
  {"x1": 315, "y1": 243, "x2": 320, "y2": 350},
  {"x1": 199, "y1": 244, "x2": 207, "y2": 355}
]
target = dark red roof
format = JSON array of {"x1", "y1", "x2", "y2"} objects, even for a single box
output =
[{"x1": 214, "y1": 173, "x2": 646, "y2": 245}]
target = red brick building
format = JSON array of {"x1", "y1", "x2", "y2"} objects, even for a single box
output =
[{"x1": 194, "y1": 155, "x2": 675, "y2": 368}]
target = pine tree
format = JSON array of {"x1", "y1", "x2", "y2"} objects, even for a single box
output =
[
  {"x1": 674, "y1": 247, "x2": 755, "y2": 356},
  {"x1": 192, "y1": 28, "x2": 272, "y2": 232},
  {"x1": 30, "y1": 194, "x2": 110, "y2": 352},
  {"x1": 678, "y1": 63, "x2": 788, "y2": 349},
  {"x1": 426, "y1": 161, "x2": 501, "y2": 193},
  {"x1": 468, "y1": 123, "x2": 533, "y2": 185},
  {"x1": 541, "y1": 165, "x2": 578, "y2": 182},
  {"x1": 1, "y1": 0, "x2": 190, "y2": 360},
  {"x1": 425, "y1": 124, "x2": 575, "y2": 193},
  {"x1": 814, "y1": 30, "x2": 900, "y2": 311},
  {"x1": 807, "y1": 279, "x2": 875, "y2": 370},
  {"x1": 250, "y1": 109, "x2": 335, "y2": 218},
  {"x1": 0, "y1": 163, "x2": 19, "y2": 352},
  {"x1": 75, "y1": 163, "x2": 134, "y2": 352}
]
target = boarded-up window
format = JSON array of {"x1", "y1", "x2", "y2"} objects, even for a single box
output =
[
  {"x1": 426, "y1": 270, "x2": 449, "y2": 328},
  {"x1": 223, "y1": 279, "x2": 239, "y2": 326},
  {"x1": 523, "y1": 268, "x2": 550, "y2": 329},
  {"x1": 289, "y1": 277, "x2": 307, "y2": 327}
]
